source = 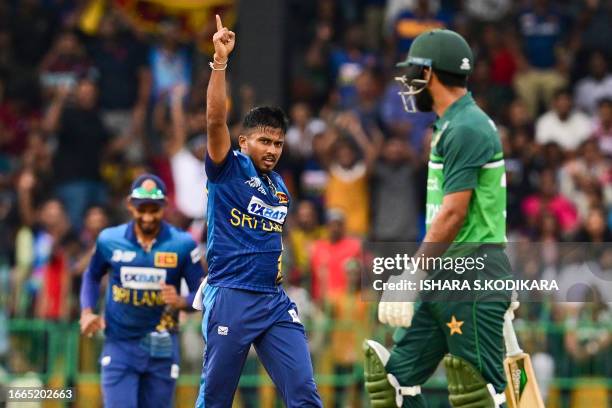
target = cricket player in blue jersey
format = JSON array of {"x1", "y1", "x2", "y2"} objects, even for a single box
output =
[
  {"x1": 193, "y1": 15, "x2": 322, "y2": 407},
  {"x1": 80, "y1": 173, "x2": 204, "y2": 408}
]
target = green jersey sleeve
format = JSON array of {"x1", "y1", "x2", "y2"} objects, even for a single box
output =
[{"x1": 441, "y1": 126, "x2": 495, "y2": 194}]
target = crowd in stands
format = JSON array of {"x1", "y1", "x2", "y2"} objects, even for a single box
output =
[{"x1": 0, "y1": 0, "x2": 611, "y2": 406}]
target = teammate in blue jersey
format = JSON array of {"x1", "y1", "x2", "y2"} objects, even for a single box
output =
[
  {"x1": 193, "y1": 15, "x2": 322, "y2": 407},
  {"x1": 79, "y1": 174, "x2": 204, "y2": 408}
]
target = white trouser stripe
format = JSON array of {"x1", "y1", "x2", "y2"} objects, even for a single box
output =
[
  {"x1": 487, "y1": 383, "x2": 506, "y2": 407},
  {"x1": 398, "y1": 385, "x2": 421, "y2": 396}
]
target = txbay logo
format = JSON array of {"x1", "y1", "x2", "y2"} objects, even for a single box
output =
[
  {"x1": 120, "y1": 267, "x2": 167, "y2": 290},
  {"x1": 247, "y1": 196, "x2": 287, "y2": 224}
]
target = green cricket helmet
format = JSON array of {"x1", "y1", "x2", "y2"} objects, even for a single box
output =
[{"x1": 395, "y1": 29, "x2": 473, "y2": 112}]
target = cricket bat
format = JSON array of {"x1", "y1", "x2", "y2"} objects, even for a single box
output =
[{"x1": 503, "y1": 303, "x2": 545, "y2": 408}]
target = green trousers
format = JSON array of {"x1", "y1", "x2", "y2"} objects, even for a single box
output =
[{"x1": 386, "y1": 247, "x2": 512, "y2": 407}]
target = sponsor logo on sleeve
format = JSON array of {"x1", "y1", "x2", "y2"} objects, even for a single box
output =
[
  {"x1": 170, "y1": 364, "x2": 180, "y2": 379},
  {"x1": 245, "y1": 177, "x2": 267, "y2": 195},
  {"x1": 427, "y1": 177, "x2": 440, "y2": 191},
  {"x1": 217, "y1": 325, "x2": 229, "y2": 336},
  {"x1": 247, "y1": 196, "x2": 287, "y2": 224},
  {"x1": 111, "y1": 250, "x2": 137, "y2": 263},
  {"x1": 120, "y1": 267, "x2": 167, "y2": 290},
  {"x1": 288, "y1": 309, "x2": 301, "y2": 324},
  {"x1": 190, "y1": 246, "x2": 202, "y2": 264},
  {"x1": 155, "y1": 252, "x2": 178, "y2": 268}
]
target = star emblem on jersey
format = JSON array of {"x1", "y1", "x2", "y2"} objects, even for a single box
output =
[
  {"x1": 447, "y1": 315, "x2": 464, "y2": 336},
  {"x1": 460, "y1": 58, "x2": 470, "y2": 70}
]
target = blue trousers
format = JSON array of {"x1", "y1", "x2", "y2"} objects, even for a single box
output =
[
  {"x1": 100, "y1": 335, "x2": 179, "y2": 408},
  {"x1": 196, "y1": 286, "x2": 322, "y2": 407}
]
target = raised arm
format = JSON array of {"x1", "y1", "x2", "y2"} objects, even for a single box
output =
[
  {"x1": 207, "y1": 14, "x2": 236, "y2": 164},
  {"x1": 165, "y1": 84, "x2": 188, "y2": 157},
  {"x1": 337, "y1": 113, "x2": 379, "y2": 173},
  {"x1": 42, "y1": 85, "x2": 71, "y2": 134},
  {"x1": 16, "y1": 170, "x2": 37, "y2": 227}
]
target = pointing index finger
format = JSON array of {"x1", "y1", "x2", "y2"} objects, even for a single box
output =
[{"x1": 216, "y1": 14, "x2": 223, "y2": 31}]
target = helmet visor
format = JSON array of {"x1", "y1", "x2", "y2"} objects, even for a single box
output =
[{"x1": 394, "y1": 64, "x2": 430, "y2": 112}]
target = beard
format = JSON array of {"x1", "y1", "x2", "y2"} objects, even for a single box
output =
[
  {"x1": 136, "y1": 219, "x2": 159, "y2": 236},
  {"x1": 415, "y1": 87, "x2": 434, "y2": 112}
]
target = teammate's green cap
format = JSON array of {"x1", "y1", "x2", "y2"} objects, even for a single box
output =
[{"x1": 396, "y1": 29, "x2": 473, "y2": 76}]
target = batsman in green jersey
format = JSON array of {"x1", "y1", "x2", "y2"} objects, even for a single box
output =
[{"x1": 364, "y1": 29, "x2": 511, "y2": 408}]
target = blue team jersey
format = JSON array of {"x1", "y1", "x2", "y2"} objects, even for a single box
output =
[
  {"x1": 80, "y1": 221, "x2": 204, "y2": 340},
  {"x1": 205, "y1": 150, "x2": 290, "y2": 292}
]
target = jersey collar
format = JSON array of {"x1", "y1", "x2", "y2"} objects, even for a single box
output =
[
  {"x1": 433, "y1": 91, "x2": 474, "y2": 130},
  {"x1": 252, "y1": 159, "x2": 279, "y2": 194}
]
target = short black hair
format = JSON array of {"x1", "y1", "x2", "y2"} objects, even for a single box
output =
[
  {"x1": 553, "y1": 87, "x2": 571, "y2": 100},
  {"x1": 433, "y1": 68, "x2": 468, "y2": 88},
  {"x1": 243, "y1": 106, "x2": 289, "y2": 134},
  {"x1": 597, "y1": 97, "x2": 612, "y2": 108}
]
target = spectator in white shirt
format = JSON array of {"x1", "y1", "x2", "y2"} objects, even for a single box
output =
[
  {"x1": 574, "y1": 51, "x2": 612, "y2": 115},
  {"x1": 536, "y1": 88, "x2": 591, "y2": 151},
  {"x1": 592, "y1": 98, "x2": 612, "y2": 156},
  {"x1": 158, "y1": 85, "x2": 207, "y2": 224},
  {"x1": 285, "y1": 102, "x2": 326, "y2": 159}
]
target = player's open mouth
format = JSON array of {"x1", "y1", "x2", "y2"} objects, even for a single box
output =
[{"x1": 263, "y1": 157, "x2": 275, "y2": 164}]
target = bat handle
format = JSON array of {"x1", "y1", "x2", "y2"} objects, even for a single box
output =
[{"x1": 503, "y1": 305, "x2": 523, "y2": 357}]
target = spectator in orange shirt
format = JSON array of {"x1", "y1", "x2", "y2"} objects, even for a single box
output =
[
  {"x1": 310, "y1": 208, "x2": 363, "y2": 302},
  {"x1": 324, "y1": 112, "x2": 378, "y2": 237}
]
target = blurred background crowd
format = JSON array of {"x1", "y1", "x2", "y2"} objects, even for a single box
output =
[{"x1": 0, "y1": 0, "x2": 611, "y2": 406}]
